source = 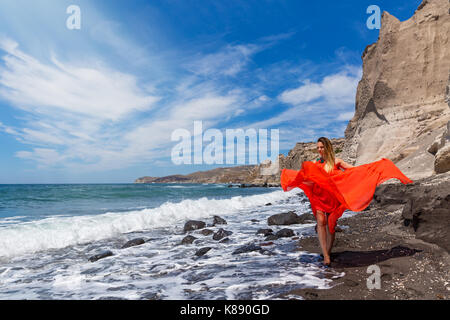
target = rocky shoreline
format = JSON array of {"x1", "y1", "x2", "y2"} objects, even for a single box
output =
[
  {"x1": 280, "y1": 171, "x2": 450, "y2": 300},
  {"x1": 86, "y1": 170, "x2": 449, "y2": 299}
]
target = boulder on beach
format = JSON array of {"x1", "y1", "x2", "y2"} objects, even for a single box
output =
[
  {"x1": 88, "y1": 250, "x2": 113, "y2": 262},
  {"x1": 181, "y1": 235, "x2": 197, "y2": 244},
  {"x1": 121, "y1": 238, "x2": 145, "y2": 249},
  {"x1": 212, "y1": 228, "x2": 233, "y2": 240},
  {"x1": 275, "y1": 228, "x2": 295, "y2": 238},
  {"x1": 212, "y1": 215, "x2": 227, "y2": 225},
  {"x1": 219, "y1": 237, "x2": 230, "y2": 243},
  {"x1": 184, "y1": 220, "x2": 206, "y2": 232},
  {"x1": 267, "y1": 211, "x2": 304, "y2": 225},
  {"x1": 232, "y1": 243, "x2": 262, "y2": 255},
  {"x1": 297, "y1": 213, "x2": 315, "y2": 223},
  {"x1": 435, "y1": 144, "x2": 450, "y2": 173},
  {"x1": 256, "y1": 228, "x2": 274, "y2": 236},
  {"x1": 195, "y1": 247, "x2": 212, "y2": 257},
  {"x1": 199, "y1": 229, "x2": 214, "y2": 236}
]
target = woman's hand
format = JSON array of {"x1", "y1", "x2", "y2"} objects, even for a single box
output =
[{"x1": 336, "y1": 157, "x2": 354, "y2": 169}]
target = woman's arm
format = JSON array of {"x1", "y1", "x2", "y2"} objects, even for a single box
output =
[{"x1": 336, "y1": 157, "x2": 354, "y2": 169}]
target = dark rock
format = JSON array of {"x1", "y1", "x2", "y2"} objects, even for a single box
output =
[
  {"x1": 195, "y1": 247, "x2": 212, "y2": 257},
  {"x1": 296, "y1": 213, "x2": 315, "y2": 223},
  {"x1": 268, "y1": 211, "x2": 303, "y2": 225},
  {"x1": 219, "y1": 237, "x2": 230, "y2": 243},
  {"x1": 370, "y1": 174, "x2": 450, "y2": 252},
  {"x1": 121, "y1": 238, "x2": 145, "y2": 249},
  {"x1": 181, "y1": 235, "x2": 197, "y2": 244},
  {"x1": 239, "y1": 183, "x2": 263, "y2": 188},
  {"x1": 265, "y1": 202, "x2": 272, "y2": 206},
  {"x1": 401, "y1": 192, "x2": 450, "y2": 251},
  {"x1": 212, "y1": 228, "x2": 233, "y2": 240},
  {"x1": 199, "y1": 229, "x2": 214, "y2": 236},
  {"x1": 265, "y1": 234, "x2": 279, "y2": 241},
  {"x1": 275, "y1": 228, "x2": 295, "y2": 238},
  {"x1": 259, "y1": 248, "x2": 276, "y2": 255},
  {"x1": 250, "y1": 219, "x2": 259, "y2": 222},
  {"x1": 232, "y1": 243, "x2": 262, "y2": 255},
  {"x1": 184, "y1": 220, "x2": 206, "y2": 232},
  {"x1": 256, "y1": 228, "x2": 274, "y2": 236},
  {"x1": 88, "y1": 250, "x2": 113, "y2": 262},
  {"x1": 268, "y1": 183, "x2": 280, "y2": 187},
  {"x1": 373, "y1": 183, "x2": 411, "y2": 207},
  {"x1": 212, "y1": 215, "x2": 227, "y2": 225}
]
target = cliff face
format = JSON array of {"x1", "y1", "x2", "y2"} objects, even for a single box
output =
[{"x1": 342, "y1": 0, "x2": 450, "y2": 180}]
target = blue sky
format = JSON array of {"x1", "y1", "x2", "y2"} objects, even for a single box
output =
[{"x1": 0, "y1": 0, "x2": 422, "y2": 183}]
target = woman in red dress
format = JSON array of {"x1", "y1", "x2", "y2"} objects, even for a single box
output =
[{"x1": 280, "y1": 137, "x2": 413, "y2": 266}]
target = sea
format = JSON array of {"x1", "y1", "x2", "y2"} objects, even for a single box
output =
[{"x1": 0, "y1": 183, "x2": 353, "y2": 299}]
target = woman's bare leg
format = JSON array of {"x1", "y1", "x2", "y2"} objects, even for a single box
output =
[
  {"x1": 315, "y1": 210, "x2": 331, "y2": 264},
  {"x1": 326, "y1": 224, "x2": 335, "y2": 257}
]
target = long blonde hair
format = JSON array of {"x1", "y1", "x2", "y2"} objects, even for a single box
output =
[{"x1": 317, "y1": 137, "x2": 335, "y2": 173}]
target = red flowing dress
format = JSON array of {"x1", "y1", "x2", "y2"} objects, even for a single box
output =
[{"x1": 280, "y1": 157, "x2": 413, "y2": 234}]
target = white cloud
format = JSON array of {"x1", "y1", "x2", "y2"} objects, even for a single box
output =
[
  {"x1": 336, "y1": 111, "x2": 354, "y2": 121},
  {"x1": 0, "y1": 38, "x2": 253, "y2": 172},
  {"x1": 170, "y1": 94, "x2": 239, "y2": 120},
  {"x1": 279, "y1": 80, "x2": 322, "y2": 105},
  {"x1": 279, "y1": 65, "x2": 361, "y2": 107},
  {"x1": 0, "y1": 38, "x2": 160, "y2": 121},
  {"x1": 183, "y1": 43, "x2": 261, "y2": 77},
  {"x1": 242, "y1": 65, "x2": 362, "y2": 147},
  {"x1": 16, "y1": 148, "x2": 65, "y2": 167}
]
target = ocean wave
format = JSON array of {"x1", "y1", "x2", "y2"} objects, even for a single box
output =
[{"x1": 0, "y1": 189, "x2": 301, "y2": 258}]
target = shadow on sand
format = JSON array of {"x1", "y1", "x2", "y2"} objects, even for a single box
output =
[{"x1": 330, "y1": 245, "x2": 421, "y2": 268}]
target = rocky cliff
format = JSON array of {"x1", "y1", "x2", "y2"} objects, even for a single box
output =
[
  {"x1": 135, "y1": 165, "x2": 255, "y2": 184},
  {"x1": 342, "y1": 0, "x2": 450, "y2": 180}
]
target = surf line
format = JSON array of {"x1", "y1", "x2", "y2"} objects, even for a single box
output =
[{"x1": 179, "y1": 304, "x2": 214, "y2": 317}]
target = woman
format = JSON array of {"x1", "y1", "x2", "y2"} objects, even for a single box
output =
[{"x1": 280, "y1": 137, "x2": 413, "y2": 267}]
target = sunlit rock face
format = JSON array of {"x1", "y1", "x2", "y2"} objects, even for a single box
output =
[{"x1": 342, "y1": 0, "x2": 450, "y2": 180}]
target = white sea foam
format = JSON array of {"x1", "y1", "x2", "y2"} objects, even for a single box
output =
[
  {"x1": 0, "y1": 189, "x2": 301, "y2": 258},
  {"x1": 0, "y1": 187, "x2": 345, "y2": 300}
]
